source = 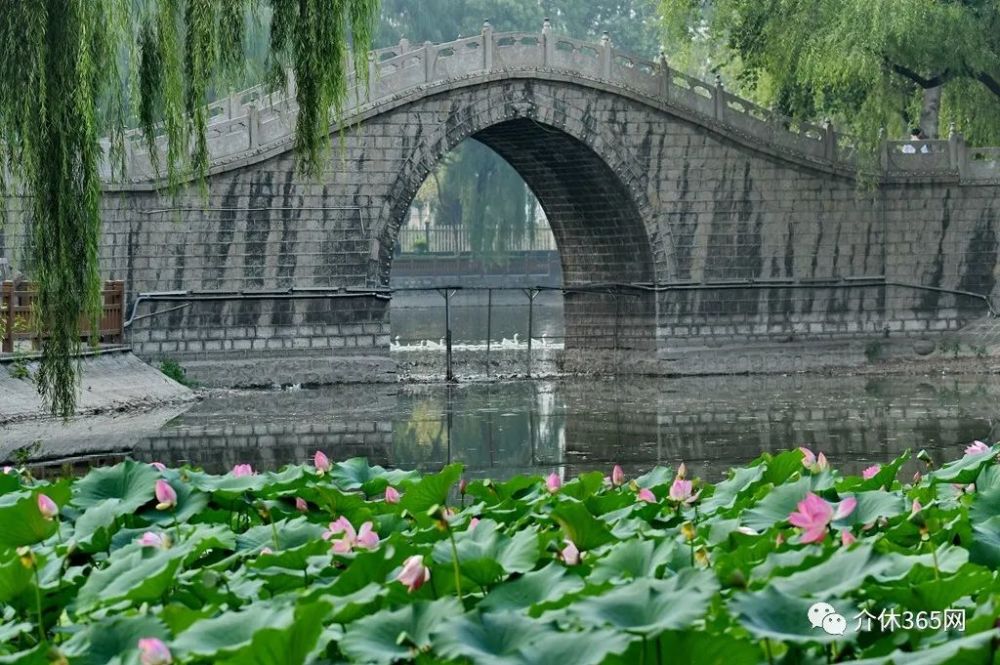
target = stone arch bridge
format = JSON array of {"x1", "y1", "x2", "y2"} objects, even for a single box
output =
[{"x1": 4, "y1": 25, "x2": 1000, "y2": 385}]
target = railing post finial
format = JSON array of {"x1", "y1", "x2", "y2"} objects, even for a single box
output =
[
  {"x1": 822, "y1": 118, "x2": 836, "y2": 162},
  {"x1": 542, "y1": 17, "x2": 552, "y2": 34},
  {"x1": 713, "y1": 74, "x2": 725, "y2": 121},
  {"x1": 599, "y1": 32, "x2": 612, "y2": 79},
  {"x1": 482, "y1": 20, "x2": 494, "y2": 71},
  {"x1": 399, "y1": 37, "x2": 410, "y2": 54}
]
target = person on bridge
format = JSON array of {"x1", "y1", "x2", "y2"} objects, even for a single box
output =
[{"x1": 901, "y1": 127, "x2": 930, "y2": 154}]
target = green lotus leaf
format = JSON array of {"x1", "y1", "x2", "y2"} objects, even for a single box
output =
[
  {"x1": 568, "y1": 570, "x2": 719, "y2": 636},
  {"x1": 60, "y1": 614, "x2": 168, "y2": 665},
  {"x1": 75, "y1": 544, "x2": 187, "y2": 613},
  {"x1": 701, "y1": 464, "x2": 765, "y2": 515},
  {"x1": 431, "y1": 610, "x2": 552, "y2": 663},
  {"x1": 339, "y1": 598, "x2": 462, "y2": 665},
  {"x1": 479, "y1": 562, "x2": 586, "y2": 613},
  {"x1": 551, "y1": 501, "x2": 616, "y2": 551},
  {"x1": 72, "y1": 460, "x2": 158, "y2": 513},
  {"x1": 729, "y1": 585, "x2": 855, "y2": 644},
  {"x1": 399, "y1": 463, "x2": 463, "y2": 516},
  {"x1": 173, "y1": 599, "x2": 329, "y2": 665},
  {"x1": 588, "y1": 537, "x2": 677, "y2": 584},
  {"x1": 431, "y1": 520, "x2": 539, "y2": 587},
  {"x1": 929, "y1": 444, "x2": 998, "y2": 484},
  {"x1": 0, "y1": 482, "x2": 70, "y2": 548}
]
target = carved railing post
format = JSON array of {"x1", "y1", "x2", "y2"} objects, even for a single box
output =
[
  {"x1": 367, "y1": 51, "x2": 377, "y2": 84},
  {"x1": 542, "y1": 17, "x2": 553, "y2": 68},
  {"x1": 655, "y1": 48, "x2": 670, "y2": 100},
  {"x1": 599, "y1": 32, "x2": 612, "y2": 79},
  {"x1": 949, "y1": 123, "x2": 968, "y2": 178},
  {"x1": 247, "y1": 104, "x2": 260, "y2": 150},
  {"x1": 399, "y1": 37, "x2": 410, "y2": 54},
  {"x1": 423, "y1": 41, "x2": 434, "y2": 83},
  {"x1": 878, "y1": 128, "x2": 889, "y2": 171},
  {"x1": 713, "y1": 75, "x2": 725, "y2": 122},
  {"x1": 227, "y1": 93, "x2": 238, "y2": 119},
  {"x1": 482, "y1": 21, "x2": 494, "y2": 71},
  {"x1": 823, "y1": 118, "x2": 836, "y2": 162}
]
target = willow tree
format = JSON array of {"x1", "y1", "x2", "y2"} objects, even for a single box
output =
[
  {"x1": 0, "y1": 0, "x2": 378, "y2": 417},
  {"x1": 658, "y1": 0, "x2": 1000, "y2": 145}
]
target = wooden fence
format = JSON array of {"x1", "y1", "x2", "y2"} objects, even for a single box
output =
[{"x1": 1, "y1": 281, "x2": 125, "y2": 353}]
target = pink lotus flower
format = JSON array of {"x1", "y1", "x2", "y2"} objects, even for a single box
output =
[
  {"x1": 636, "y1": 488, "x2": 656, "y2": 503},
  {"x1": 314, "y1": 451, "x2": 330, "y2": 473},
  {"x1": 559, "y1": 540, "x2": 581, "y2": 565},
  {"x1": 911, "y1": 499, "x2": 922, "y2": 516},
  {"x1": 841, "y1": 531, "x2": 856, "y2": 546},
  {"x1": 459, "y1": 479, "x2": 468, "y2": 495},
  {"x1": 965, "y1": 441, "x2": 990, "y2": 456},
  {"x1": 138, "y1": 638, "x2": 172, "y2": 665},
  {"x1": 324, "y1": 517, "x2": 379, "y2": 553},
  {"x1": 862, "y1": 464, "x2": 881, "y2": 480},
  {"x1": 150, "y1": 462, "x2": 166, "y2": 472},
  {"x1": 546, "y1": 473, "x2": 561, "y2": 493},
  {"x1": 788, "y1": 493, "x2": 857, "y2": 544},
  {"x1": 231, "y1": 464, "x2": 254, "y2": 477},
  {"x1": 799, "y1": 447, "x2": 829, "y2": 473},
  {"x1": 37, "y1": 494, "x2": 58, "y2": 521},
  {"x1": 295, "y1": 497, "x2": 308, "y2": 512},
  {"x1": 2, "y1": 466, "x2": 12, "y2": 474},
  {"x1": 610, "y1": 465, "x2": 625, "y2": 487},
  {"x1": 468, "y1": 517, "x2": 480, "y2": 530},
  {"x1": 912, "y1": 471, "x2": 922, "y2": 484},
  {"x1": 668, "y1": 478, "x2": 699, "y2": 504},
  {"x1": 385, "y1": 486, "x2": 401, "y2": 504},
  {"x1": 154, "y1": 480, "x2": 177, "y2": 511},
  {"x1": 397, "y1": 555, "x2": 430, "y2": 592},
  {"x1": 676, "y1": 462, "x2": 688, "y2": 479},
  {"x1": 137, "y1": 532, "x2": 170, "y2": 549}
]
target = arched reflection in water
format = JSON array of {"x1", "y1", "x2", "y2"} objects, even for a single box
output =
[{"x1": 125, "y1": 375, "x2": 1000, "y2": 480}]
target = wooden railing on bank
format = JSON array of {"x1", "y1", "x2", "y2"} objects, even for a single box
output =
[{"x1": 1, "y1": 281, "x2": 125, "y2": 353}]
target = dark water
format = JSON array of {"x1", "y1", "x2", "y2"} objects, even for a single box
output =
[
  {"x1": 123, "y1": 374, "x2": 999, "y2": 481},
  {"x1": 391, "y1": 291, "x2": 564, "y2": 345}
]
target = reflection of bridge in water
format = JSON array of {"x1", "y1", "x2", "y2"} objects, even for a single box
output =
[{"x1": 117, "y1": 376, "x2": 998, "y2": 479}]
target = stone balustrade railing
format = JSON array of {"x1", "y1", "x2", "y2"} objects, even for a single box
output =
[{"x1": 100, "y1": 22, "x2": 1000, "y2": 185}]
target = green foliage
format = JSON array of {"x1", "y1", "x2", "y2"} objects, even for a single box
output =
[
  {"x1": 0, "y1": 0, "x2": 377, "y2": 418},
  {"x1": 658, "y1": 0, "x2": 1000, "y2": 148},
  {"x1": 864, "y1": 340, "x2": 883, "y2": 363},
  {"x1": 1, "y1": 444, "x2": 998, "y2": 662},
  {"x1": 159, "y1": 358, "x2": 194, "y2": 387}
]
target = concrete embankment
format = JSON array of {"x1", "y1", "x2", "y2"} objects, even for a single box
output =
[
  {"x1": 0, "y1": 349, "x2": 191, "y2": 424},
  {"x1": 0, "y1": 349, "x2": 193, "y2": 463}
]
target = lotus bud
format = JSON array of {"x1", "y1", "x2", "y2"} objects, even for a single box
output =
[
  {"x1": 459, "y1": 478, "x2": 468, "y2": 495},
  {"x1": 232, "y1": 464, "x2": 255, "y2": 477},
  {"x1": 313, "y1": 451, "x2": 331, "y2": 473},
  {"x1": 37, "y1": 494, "x2": 58, "y2": 521},
  {"x1": 385, "y1": 486, "x2": 401, "y2": 504},
  {"x1": 559, "y1": 540, "x2": 581, "y2": 565},
  {"x1": 137, "y1": 638, "x2": 172, "y2": 665},
  {"x1": 694, "y1": 546, "x2": 710, "y2": 567},
  {"x1": 154, "y1": 480, "x2": 177, "y2": 511},
  {"x1": 150, "y1": 462, "x2": 166, "y2": 472},
  {"x1": 611, "y1": 465, "x2": 625, "y2": 487},
  {"x1": 397, "y1": 555, "x2": 430, "y2": 592},
  {"x1": 841, "y1": 531, "x2": 856, "y2": 546},
  {"x1": 545, "y1": 473, "x2": 561, "y2": 493},
  {"x1": 16, "y1": 546, "x2": 35, "y2": 569},
  {"x1": 681, "y1": 521, "x2": 696, "y2": 542},
  {"x1": 676, "y1": 462, "x2": 687, "y2": 480},
  {"x1": 636, "y1": 488, "x2": 656, "y2": 503},
  {"x1": 295, "y1": 497, "x2": 308, "y2": 512}
]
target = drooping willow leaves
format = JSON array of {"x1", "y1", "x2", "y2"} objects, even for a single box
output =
[{"x1": 0, "y1": 0, "x2": 378, "y2": 417}]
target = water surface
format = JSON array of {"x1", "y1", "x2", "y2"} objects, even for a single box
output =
[{"x1": 124, "y1": 374, "x2": 998, "y2": 480}]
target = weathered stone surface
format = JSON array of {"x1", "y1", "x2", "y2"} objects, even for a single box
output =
[{"x1": 3, "y1": 30, "x2": 1000, "y2": 384}]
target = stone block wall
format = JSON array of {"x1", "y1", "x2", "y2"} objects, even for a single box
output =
[{"x1": 3, "y1": 74, "x2": 1000, "y2": 384}]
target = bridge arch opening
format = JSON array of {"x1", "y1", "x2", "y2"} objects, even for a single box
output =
[{"x1": 378, "y1": 115, "x2": 659, "y2": 358}]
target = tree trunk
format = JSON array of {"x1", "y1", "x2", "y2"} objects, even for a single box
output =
[{"x1": 920, "y1": 86, "x2": 943, "y2": 138}]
